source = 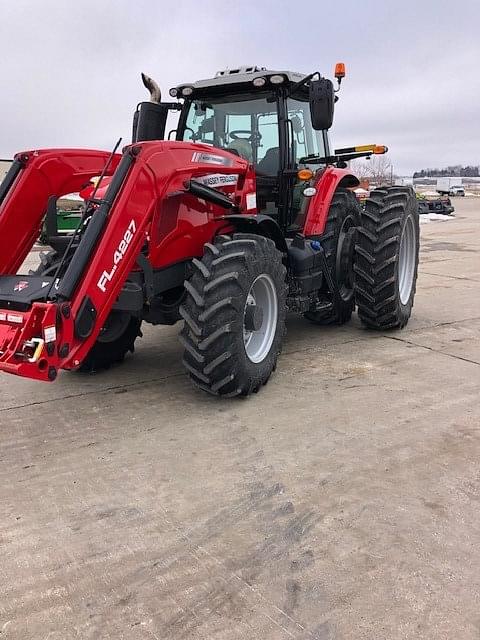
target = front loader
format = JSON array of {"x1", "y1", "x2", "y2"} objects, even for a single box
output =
[{"x1": 0, "y1": 65, "x2": 419, "y2": 396}]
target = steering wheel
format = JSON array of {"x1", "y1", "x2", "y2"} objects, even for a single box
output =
[{"x1": 229, "y1": 130, "x2": 253, "y2": 141}]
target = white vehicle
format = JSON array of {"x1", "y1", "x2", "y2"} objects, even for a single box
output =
[
  {"x1": 449, "y1": 185, "x2": 465, "y2": 196},
  {"x1": 436, "y1": 177, "x2": 464, "y2": 196}
]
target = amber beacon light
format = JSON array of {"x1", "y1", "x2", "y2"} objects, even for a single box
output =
[{"x1": 334, "y1": 62, "x2": 346, "y2": 80}]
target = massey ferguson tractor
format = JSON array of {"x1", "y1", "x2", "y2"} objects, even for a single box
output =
[{"x1": 0, "y1": 65, "x2": 419, "y2": 396}]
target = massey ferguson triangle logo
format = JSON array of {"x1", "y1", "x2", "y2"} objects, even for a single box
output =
[{"x1": 14, "y1": 281, "x2": 29, "y2": 292}]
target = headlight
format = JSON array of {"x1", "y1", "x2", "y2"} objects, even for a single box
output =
[
  {"x1": 169, "y1": 87, "x2": 178, "y2": 97},
  {"x1": 182, "y1": 86, "x2": 194, "y2": 97},
  {"x1": 269, "y1": 74, "x2": 285, "y2": 84},
  {"x1": 252, "y1": 77, "x2": 266, "y2": 87}
]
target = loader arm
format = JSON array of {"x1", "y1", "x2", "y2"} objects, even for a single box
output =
[
  {"x1": 0, "y1": 141, "x2": 252, "y2": 381},
  {"x1": 0, "y1": 149, "x2": 121, "y2": 274}
]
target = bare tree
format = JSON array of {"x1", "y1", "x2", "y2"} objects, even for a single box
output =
[{"x1": 350, "y1": 156, "x2": 393, "y2": 185}]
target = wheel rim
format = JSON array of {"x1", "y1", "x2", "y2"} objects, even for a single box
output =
[
  {"x1": 243, "y1": 274, "x2": 278, "y2": 363},
  {"x1": 398, "y1": 215, "x2": 416, "y2": 305}
]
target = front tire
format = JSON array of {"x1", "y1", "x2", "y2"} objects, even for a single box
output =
[
  {"x1": 79, "y1": 312, "x2": 142, "y2": 372},
  {"x1": 180, "y1": 234, "x2": 287, "y2": 396},
  {"x1": 32, "y1": 251, "x2": 142, "y2": 371},
  {"x1": 354, "y1": 186, "x2": 419, "y2": 329}
]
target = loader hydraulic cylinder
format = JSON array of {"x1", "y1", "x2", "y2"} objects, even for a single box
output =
[{"x1": 0, "y1": 156, "x2": 26, "y2": 206}]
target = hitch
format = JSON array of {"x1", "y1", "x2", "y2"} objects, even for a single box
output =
[{"x1": 22, "y1": 337, "x2": 45, "y2": 363}]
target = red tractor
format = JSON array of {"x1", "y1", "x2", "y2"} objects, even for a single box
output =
[{"x1": 0, "y1": 65, "x2": 419, "y2": 396}]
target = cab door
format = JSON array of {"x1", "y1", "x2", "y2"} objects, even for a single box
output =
[{"x1": 285, "y1": 96, "x2": 330, "y2": 229}]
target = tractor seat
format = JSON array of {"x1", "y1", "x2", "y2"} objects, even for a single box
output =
[
  {"x1": 256, "y1": 147, "x2": 280, "y2": 176},
  {"x1": 227, "y1": 139, "x2": 253, "y2": 163},
  {"x1": 255, "y1": 148, "x2": 280, "y2": 215}
]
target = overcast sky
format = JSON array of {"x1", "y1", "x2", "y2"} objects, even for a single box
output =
[{"x1": 1, "y1": 0, "x2": 479, "y2": 174}]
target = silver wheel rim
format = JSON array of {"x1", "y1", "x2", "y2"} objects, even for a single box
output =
[
  {"x1": 399, "y1": 215, "x2": 416, "y2": 305},
  {"x1": 243, "y1": 274, "x2": 278, "y2": 363}
]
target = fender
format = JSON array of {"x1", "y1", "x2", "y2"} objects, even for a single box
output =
[
  {"x1": 219, "y1": 214, "x2": 289, "y2": 254},
  {"x1": 303, "y1": 166, "x2": 359, "y2": 237}
]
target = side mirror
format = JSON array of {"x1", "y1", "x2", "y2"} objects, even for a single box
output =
[
  {"x1": 309, "y1": 78, "x2": 334, "y2": 130},
  {"x1": 291, "y1": 114, "x2": 303, "y2": 134},
  {"x1": 199, "y1": 116, "x2": 215, "y2": 134}
]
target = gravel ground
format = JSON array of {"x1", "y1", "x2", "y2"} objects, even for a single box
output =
[{"x1": 1, "y1": 198, "x2": 479, "y2": 640}]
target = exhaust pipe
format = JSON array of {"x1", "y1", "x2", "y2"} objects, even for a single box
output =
[
  {"x1": 141, "y1": 72, "x2": 161, "y2": 104},
  {"x1": 132, "y1": 72, "x2": 173, "y2": 143}
]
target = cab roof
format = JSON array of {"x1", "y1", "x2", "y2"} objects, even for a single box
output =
[{"x1": 174, "y1": 66, "x2": 308, "y2": 98}]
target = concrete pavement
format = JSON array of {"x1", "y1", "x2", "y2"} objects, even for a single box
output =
[{"x1": 1, "y1": 199, "x2": 479, "y2": 639}]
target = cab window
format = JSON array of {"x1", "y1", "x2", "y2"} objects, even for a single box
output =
[
  {"x1": 287, "y1": 98, "x2": 326, "y2": 165},
  {"x1": 180, "y1": 96, "x2": 280, "y2": 174},
  {"x1": 184, "y1": 104, "x2": 215, "y2": 144}
]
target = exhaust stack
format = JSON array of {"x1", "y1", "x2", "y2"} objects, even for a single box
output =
[{"x1": 141, "y1": 72, "x2": 161, "y2": 104}]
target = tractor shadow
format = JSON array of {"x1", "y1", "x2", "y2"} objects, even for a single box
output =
[
  {"x1": 39, "y1": 313, "x2": 368, "y2": 407},
  {"x1": 283, "y1": 311, "x2": 365, "y2": 353}
]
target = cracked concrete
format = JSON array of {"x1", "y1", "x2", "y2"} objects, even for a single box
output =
[{"x1": 1, "y1": 198, "x2": 479, "y2": 639}]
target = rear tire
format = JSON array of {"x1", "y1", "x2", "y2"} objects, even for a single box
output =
[
  {"x1": 354, "y1": 186, "x2": 419, "y2": 329},
  {"x1": 304, "y1": 189, "x2": 361, "y2": 325},
  {"x1": 180, "y1": 233, "x2": 287, "y2": 396}
]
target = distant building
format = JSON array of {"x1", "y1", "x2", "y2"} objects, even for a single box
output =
[{"x1": 0, "y1": 159, "x2": 12, "y2": 182}]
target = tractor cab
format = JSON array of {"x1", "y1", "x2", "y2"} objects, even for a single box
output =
[{"x1": 170, "y1": 67, "x2": 335, "y2": 232}]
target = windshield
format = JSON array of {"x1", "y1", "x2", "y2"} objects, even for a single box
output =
[
  {"x1": 179, "y1": 94, "x2": 328, "y2": 175},
  {"x1": 180, "y1": 95, "x2": 280, "y2": 172}
]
